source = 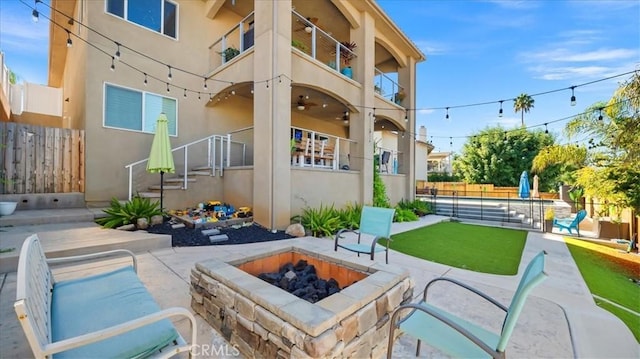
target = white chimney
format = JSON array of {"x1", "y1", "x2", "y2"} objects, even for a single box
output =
[{"x1": 418, "y1": 126, "x2": 427, "y2": 142}]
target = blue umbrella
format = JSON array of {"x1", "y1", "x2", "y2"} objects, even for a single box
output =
[{"x1": 518, "y1": 171, "x2": 530, "y2": 199}]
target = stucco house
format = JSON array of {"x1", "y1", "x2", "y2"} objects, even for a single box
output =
[{"x1": 42, "y1": 0, "x2": 425, "y2": 229}]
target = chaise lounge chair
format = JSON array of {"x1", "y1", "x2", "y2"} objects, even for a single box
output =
[{"x1": 553, "y1": 209, "x2": 587, "y2": 236}]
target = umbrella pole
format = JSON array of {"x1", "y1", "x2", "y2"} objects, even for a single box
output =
[{"x1": 160, "y1": 170, "x2": 164, "y2": 213}]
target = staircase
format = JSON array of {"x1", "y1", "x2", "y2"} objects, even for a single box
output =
[{"x1": 424, "y1": 196, "x2": 543, "y2": 229}]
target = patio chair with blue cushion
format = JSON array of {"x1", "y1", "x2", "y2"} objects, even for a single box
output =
[
  {"x1": 387, "y1": 251, "x2": 547, "y2": 359},
  {"x1": 334, "y1": 206, "x2": 395, "y2": 264},
  {"x1": 553, "y1": 209, "x2": 587, "y2": 236}
]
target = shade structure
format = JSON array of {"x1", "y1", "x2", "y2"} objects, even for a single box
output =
[
  {"x1": 146, "y1": 113, "x2": 175, "y2": 212},
  {"x1": 518, "y1": 171, "x2": 531, "y2": 199},
  {"x1": 532, "y1": 175, "x2": 540, "y2": 198}
]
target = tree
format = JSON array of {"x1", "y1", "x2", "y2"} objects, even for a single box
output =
[
  {"x1": 452, "y1": 126, "x2": 556, "y2": 189},
  {"x1": 513, "y1": 93, "x2": 535, "y2": 127}
]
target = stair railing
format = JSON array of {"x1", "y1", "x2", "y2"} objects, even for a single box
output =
[{"x1": 124, "y1": 134, "x2": 232, "y2": 201}]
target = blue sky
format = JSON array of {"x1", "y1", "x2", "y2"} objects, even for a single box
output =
[{"x1": 1, "y1": 0, "x2": 638, "y2": 153}]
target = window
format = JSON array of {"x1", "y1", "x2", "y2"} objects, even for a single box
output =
[
  {"x1": 106, "y1": 0, "x2": 177, "y2": 38},
  {"x1": 104, "y1": 83, "x2": 177, "y2": 136}
]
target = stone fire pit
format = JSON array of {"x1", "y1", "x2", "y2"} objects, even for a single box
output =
[{"x1": 190, "y1": 246, "x2": 413, "y2": 358}]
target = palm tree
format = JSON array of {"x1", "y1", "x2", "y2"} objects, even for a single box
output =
[{"x1": 514, "y1": 93, "x2": 535, "y2": 127}]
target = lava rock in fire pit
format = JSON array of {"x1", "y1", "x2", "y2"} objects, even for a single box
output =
[{"x1": 258, "y1": 260, "x2": 341, "y2": 303}]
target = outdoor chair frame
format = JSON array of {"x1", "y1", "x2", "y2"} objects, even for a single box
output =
[{"x1": 334, "y1": 206, "x2": 395, "y2": 264}]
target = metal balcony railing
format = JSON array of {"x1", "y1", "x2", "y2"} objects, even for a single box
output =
[
  {"x1": 374, "y1": 69, "x2": 403, "y2": 105},
  {"x1": 291, "y1": 10, "x2": 357, "y2": 80},
  {"x1": 208, "y1": 12, "x2": 255, "y2": 72}
]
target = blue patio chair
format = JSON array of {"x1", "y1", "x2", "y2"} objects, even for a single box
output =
[
  {"x1": 334, "y1": 206, "x2": 395, "y2": 264},
  {"x1": 553, "y1": 209, "x2": 587, "y2": 236},
  {"x1": 387, "y1": 251, "x2": 547, "y2": 359}
]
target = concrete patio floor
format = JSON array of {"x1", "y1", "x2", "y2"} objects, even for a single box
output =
[{"x1": 1, "y1": 215, "x2": 638, "y2": 358}]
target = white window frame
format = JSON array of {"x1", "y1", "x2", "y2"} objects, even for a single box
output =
[
  {"x1": 104, "y1": 0, "x2": 179, "y2": 40},
  {"x1": 103, "y1": 82, "x2": 178, "y2": 137}
]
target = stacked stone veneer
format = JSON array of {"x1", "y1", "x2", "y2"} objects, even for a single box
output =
[{"x1": 190, "y1": 247, "x2": 413, "y2": 358}]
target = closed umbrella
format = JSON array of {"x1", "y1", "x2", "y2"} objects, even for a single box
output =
[
  {"x1": 532, "y1": 175, "x2": 540, "y2": 198},
  {"x1": 147, "y1": 113, "x2": 175, "y2": 212},
  {"x1": 518, "y1": 171, "x2": 530, "y2": 199}
]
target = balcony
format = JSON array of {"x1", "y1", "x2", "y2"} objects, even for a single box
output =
[
  {"x1": 208, "y1": 12, "x2": 255, "y2": 72},
  {"x1": 374, "y1": 69, "x2": 404, "y2": 106}
]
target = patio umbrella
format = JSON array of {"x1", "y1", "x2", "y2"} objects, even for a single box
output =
[
  {"x1": 532, "y1": 175, "x2": 540, "y2": 198},
  {"x1": 518, "y1": 171, "x2": 530, "y2": 199},
  {"x1": 146, "y1": 113, "x2": 175, "y2": 212}
]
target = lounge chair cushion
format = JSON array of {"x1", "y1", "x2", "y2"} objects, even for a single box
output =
[
  {"x1": 51, "y1": 266, "x2": 179, "y2": 358},
  {"x1": 399, "y1": 301, "x2": 500, "y2": 358}
]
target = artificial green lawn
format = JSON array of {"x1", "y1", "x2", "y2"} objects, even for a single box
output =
[
  {"x1": 564, "y1": 238, "x2": 640, "y2": 342},
  {"x1": 388, "y1": 221, "x2": 527, "y2": 275}
]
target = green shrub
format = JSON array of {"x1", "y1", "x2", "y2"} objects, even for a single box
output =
[
  {"x1": 396, "y1": 198, "x2": 433, "y2": 217},
  {"x1": 96, "y1": 196, "x2": 162, "y2": 229},
  {"x1": 292, "y1": 204, "x2": 341, "y2": 238},
  {"x1": 394, "y1": 207, "x2": 419, "y2": 222},
  {"x1": 337, "y1": 202, "x2": 362, "y2": 229},
  {"x1": 373, "y1": 169, "x2": 390, "y2": 208}
]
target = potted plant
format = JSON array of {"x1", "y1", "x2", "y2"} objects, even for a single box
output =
[
  {"x1": 0, "y1": 174, "x2": 17, "y2": 216},
  {"x1": 544, "y1": 207, "x2": 555, "y2": 233},
  {"x1": 291, "y1": 40, "x2": 308, "y2": 52},
  {"x1": 220, "y1": 46, "x2": 240, "y2": 62},
  {"x1": 339, "y1": 41, "x2": 357, "y2": 78},
  {"x1": 394, "y1": 88, "x2": 406, "y2": 104}
]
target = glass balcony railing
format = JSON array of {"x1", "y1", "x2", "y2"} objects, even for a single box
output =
[
  {"x1": 291, "y1": 10, "x2": 357, "y2": 80},
  {"x1": 374, "y1": 69, "x2": 404, "y2": 105},
  {"x1": 208, "y1": 12, "x2": 255, "y2": 71}
]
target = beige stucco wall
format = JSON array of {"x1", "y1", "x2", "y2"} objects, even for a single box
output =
[{"x1": 290, "y1": 168, "x2": 360, "y2": 215}]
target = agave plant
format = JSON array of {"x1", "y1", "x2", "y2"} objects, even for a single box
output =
[{"x1": 96, "y1": 196, "x2": 162, "y2": 229}]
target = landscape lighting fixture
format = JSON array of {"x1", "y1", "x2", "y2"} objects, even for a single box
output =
[
  {"x1": 570, "y1": 86, "x2": 576, "y2": 106},
  {"x1": 66, "y1": 30, "x2": 72, "y2": 47},
  {"x1": 498, "y1": 100, "x2": 503, "y2": 117}
]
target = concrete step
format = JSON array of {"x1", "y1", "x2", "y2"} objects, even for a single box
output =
[
  {"x1": 0, "y1": 207, "x2": 106, "y2": 227},
  {"x1": 163, "y1": 178, "x2": 196, "y2": 184},
  {"x1": 138, "y1": 192, "x2": 161, "y2": 198},
  {"x1": 148, "y1": 185, "x2": 183, "y2": 191}
]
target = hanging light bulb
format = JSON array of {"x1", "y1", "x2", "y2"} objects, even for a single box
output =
[
  {"x1": 250, "y1": 86, "x2": 254, "y2": 94},
  {"x1": 167, "y1": 66, "x2": 172, "y2": 81},
  {"x1": 32, "y1": 6, "x2": 39, "y2": 22},
  {"x1": 266, "y1": 80, "x2": 269, "y2": 89},
  {"x1": 198, "y1": 92, "x2": 201, "y2": 100},
  {"x1": 445, "y1": 107, "x2": 450, "y2": 120},
  {"x1": 570, "y1": 86, "x2": 576, "y2": 106},
  {"x1": 143, "y1": 73, "x2": 148, "y2": 86},
  {"x1": 231, "y1": 90, "x2": 236, "y2": 95},
  {"x1": 322, "y1": 102, "x2": 327, "y2": 108},
  {"x1": 449, "y1": 137, "x2": 453, "y2": 147},
  {"x1": 66, "y1": 30, "x2": 72, "y2": 47},
  {"x1": 544, "y1": 123, "x2": 549, "y2": 134},
  {"x1": 498, "y1": 100, "x2": 503, "y2": 117},
  {"x1": 183, "y1": 89, "x2": 187, "y2": 98},
  {"x1": 203, "y1": 77, "x2": 208, "y2": 90},
  {"x1": 598, "y1": 107, "x2": 603, "y2": 121},
  {"x1": 114, "y1": 42, "x2": 121, "y2": 60},
  {"x1": 405, "y1": 110, "x2": 408, "y2": 122},
  {"x1": 503, "y1": 131, "x2": 508, "y2": 143},
  {"x1": 166, "y1": 83, "x2": 170, "y2": 93},
  {"x1": 110, "y1": 57, "x2": 115, "y2": 71}
]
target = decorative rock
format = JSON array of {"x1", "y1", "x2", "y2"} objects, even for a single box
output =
[
  {"x1": 150, "y1": 215, "x2": 164, "y2": 226},
  {"x1": 171, "y1": 223, "x2": 186, "y2": 229},
  {"x1": 209, "y1": 234, "x2": 229, "y2": 243},
  {"x1": 286, "y1": 223, "x2": 306, "y2": 237},
  {"x1": 136, "y1": 217, "x2": 149, "y2": 230},
  {"x1": 116, "y1": 224, "x2": 136, "y2": 231},
  {"x1": 202, "y1": 228, "x2": 221, "y2": 235}
]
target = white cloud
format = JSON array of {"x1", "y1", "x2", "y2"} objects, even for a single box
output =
[
  {"x1": 413, "y1": 40, "x2": 449, "y2": 56},
  {"x1": 484, "y1": 0, "x2": 540, "y2": 10},
  {"x1": 526, "y1": 48, "x2": 637, "y2": 63},
  {"x1": 417, "y1": 108, "x2": 435, "y2": 115}
]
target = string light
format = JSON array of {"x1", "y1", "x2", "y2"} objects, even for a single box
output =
[
  {"x1": 598, "y1": 107, "x2": 604, "y2": 121},
  {"x1": 166, "y1": 83, "x2": 170, "y2": 93},
  {"x1": 198, "y1": 92, "x2": 201, "y2": 100},
  {"x1": 31, "y1": 0, "x2": 40, "y2": 22},
  {"x1": 498, "y1": 100, "x2": 503, "y2": 117},
  {"x1": 109, "y1": 57, "x2": 115, "y2": 71},
  {"x1": 183, "y1": 88, "x2": 187, "y2": 98},
  {"x1": 570, "y1": 86, "x2": 576, "y2": 106},
  {"x1": 167, "y1": 66, "x2": 172, "y2": 81},
  {"x1": 143, "y1": 73, "x2": 147, "y2": 86},
  {"x1": 65, "y1": 29, "x2": 72, "y2": 47},
  {"x1": 445, "y1": 107, "x2": 449, "y2": 120},
  {"x1": 203, "y1": 78, "x2": 208, "y2": 90},
  {"x1": 114, "y1": 42, "x2": 121, "y2": 60},
  {"x1": 405, "y1": 110, "x2": 408, "y2": 122},
  {"x1": 544, "y1": 123, "x2": 548, "y2": 134}
]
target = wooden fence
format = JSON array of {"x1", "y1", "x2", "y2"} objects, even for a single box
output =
[
  {"x1": 416, "y1": 181, "x2": 559, "y2": 199},
  {"x1": 0, "y1": 122, "x2": 85, "y2": 194}
]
